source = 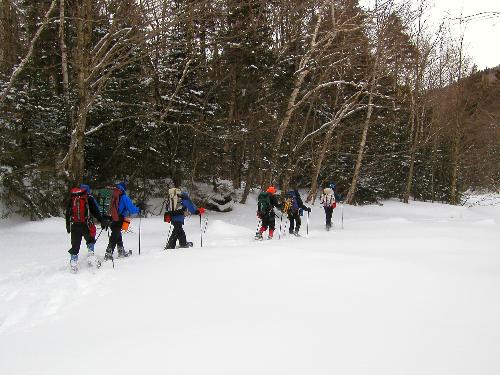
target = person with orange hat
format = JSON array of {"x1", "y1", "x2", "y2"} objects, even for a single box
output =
[{"x1": 255, "y1": 186, "x2": 282, "y2": 240}]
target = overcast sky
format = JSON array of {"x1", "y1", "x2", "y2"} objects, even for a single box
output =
[{"x1": 361, "y1": 0, "x2": 500, "y2": 69}]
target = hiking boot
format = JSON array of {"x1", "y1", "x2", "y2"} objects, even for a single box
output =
[
  {"x1": 179, "y1": 242, "x2": 193, "y2": 248},
  {"x1": 293, "y1": 230, "x2": 300, "y2": 237},
  {"x1": 255, "y1": 232, "x2": 263, "y2": 240},
  {"x1": 117, "y1": 246, "x2": 129, "y2": 257},
  {"x1": 104, "y1": 247, "x2": 113, "y2": 261},
  {"x1": 268, "y1": 230, "x2": 274, "y2": 239},
  {"x1": 87, "y1": 243, "x2": 95, "y2": 258}
]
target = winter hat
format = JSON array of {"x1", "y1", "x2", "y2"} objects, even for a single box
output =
[
  {"x1": 117, "y1": 181, "x2": 127, "y2": 191},
  {"x1": 266, "y1": 186, "x2": 276, "y2": 194},
  {"x1": 328, "y1": 182, "x2": 336, "y2": 190},
  {"x1": 80, "y1": 184, "x2": 91, "y2": 193}
]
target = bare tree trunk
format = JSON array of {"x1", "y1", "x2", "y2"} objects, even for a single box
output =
[
  {"x1": 61, "y1": 0, "x2": 92, "y2": 184},
  {"x1": 450, "y1": 31, "x2": 465, "y2": 205},
  {"x1": 281, "y1": 100, "x2": 315, "y2": 192},
  {"x1": 59, "y1": 0, "x2": 70, "y2": 104},
  {"x1": 240, "y1": 144, "x2": 261, "y2": 204},
  {"x1": 268, "y1": 14, "x2": 323, "y2": 183},
  {"x1": 0, "y1": 0, "x2": 18, "y2": 75},
  {"x1": 307, "y1": 124, "x2": 335, "y2": 202},
  {"x1": 450, "y1": 115, "x2": 461, "y2": 205},
  {"x1": 0, "y1": 0, "x2": 58, "y2": 104},
  {"x1": 346, "y1": 80, "x2": 375, "y2": 204},
  {"x1": 403, "y1": 94, "x2": 417, "y2": 203}
]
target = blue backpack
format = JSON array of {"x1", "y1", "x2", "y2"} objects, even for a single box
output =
[{"x1": 284, "y1": 191, "x2": 299, "y2": 213}]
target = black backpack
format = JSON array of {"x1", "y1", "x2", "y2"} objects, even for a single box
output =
[{"x1": 257, "y1": 192, "x2": 271, "y2": 215}]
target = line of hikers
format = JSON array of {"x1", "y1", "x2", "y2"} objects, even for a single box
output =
[
  {"x1": 255, "y1": 182, "x2": 342, "y2": 240},
  {"x1": 65, "y1": 180, "x2": 342, "y2": 271}
]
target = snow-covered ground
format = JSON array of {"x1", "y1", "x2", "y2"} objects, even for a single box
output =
[{"x1": 1, "y1": 195, "x2": 499, "y2": 375}]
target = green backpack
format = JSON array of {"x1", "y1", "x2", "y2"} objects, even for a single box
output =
[
  {"x1": 257, "y1": 192, "x2": 271, "y2": 215},
  {"x1": 95, "y1": 187, "x2": 113, "y2": 217}
]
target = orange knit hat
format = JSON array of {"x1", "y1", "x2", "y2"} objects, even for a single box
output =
[{"x1": 266, "y1": 186, "x2": 276, "y2": 194}]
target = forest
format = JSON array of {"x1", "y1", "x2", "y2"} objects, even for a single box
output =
[{"x1": 0, "y1": 0, "x2": 499, "y2": 219}]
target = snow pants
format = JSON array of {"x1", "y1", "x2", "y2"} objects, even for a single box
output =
[
  {"x1": 69, "y1": 222, "x2": 96, "y2": 255},
  {"x1": 324, "y1": 206, "x2": 333, "y2": 227},
  {"x1": 287, "y1": 210, "x2": 301, "y2": 233},
  {"x1": 107, "y1": 220, "x2": 124, "y2": 252},
  {"x1": 167, "y1": 221, "x2": 188, "y2": 248},
  {"x1": 259, "y1": 212, "x2": 276, "y2": 233}
]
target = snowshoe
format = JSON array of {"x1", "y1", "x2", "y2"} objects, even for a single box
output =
[
  {"x1": 87, "y1": 251, "x2": 101, "y2": 268},
  {"x1": 178, "y1": 242, "x2": 193, "y2": 249},
  {"x1": 70, "y1": 254, "x2": 78, "y2": 273},
  {"x1": 104, "y1": 251, "x2": 113, "y2": 261},
  {"x1": 117, "y1": 247, "x2": 131, "y2": 258},
  {"x1": 255, "y1": 232, "x2": 263, "y2": 241}
]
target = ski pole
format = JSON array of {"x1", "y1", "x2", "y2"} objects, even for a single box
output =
[
  {"x1": 202, "y1": 214, "x2": 209, "y2": 234},
  {"x1": 255, "y1": 218, "x2": 262, "y2": 236},
  {"x1": 95, "y1": 227, "x2": 104, "y2": 242},
  {"x1": 278, "y1": 213, "x2": 283, "y2": 239},
  {"x1": 307, "y1": 211, "x2": 310, "y2": 236},
  {"x1": 200, "y1": 214, "x2": 203, "y2": 248},
  {"x1": 341, "y1": 203, "x2": 344, "y2": 229},
  {"x1": 165, "y1": 223, "x2": 173, "y2": 250},
  {"x1": 138, "y1": 216, "x2": 142, "y2": 255}
]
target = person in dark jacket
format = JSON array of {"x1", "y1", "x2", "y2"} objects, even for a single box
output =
[
  {"x1": 104, "y1": 181, "x2": 140, "y2": 260},
  {"x1": 164, "y1": 189, "x2": 203, "y2": 249},
  {"x1": 285, "y1": 187, "x2": 311, "y2": 236},
  {"x1": 256, "y1": 186, "x2": 282, "y2": 240},
  {"x1": 66, "y1": 184, "x2": 107, "y2": 270}
]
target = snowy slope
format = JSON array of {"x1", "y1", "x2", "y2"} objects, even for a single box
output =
[{"x1": 1, "y1": 195, "x2": 499, "y2": 375}]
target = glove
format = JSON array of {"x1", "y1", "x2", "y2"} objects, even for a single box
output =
[
  {"x1": 66, "y1": 223, "x2": 71, "y2": 234},
  {"x1": 194, "y1": 209, "x2": 200, "y2": 215},
  {"x1": 306, "y1": 207, "x2": 311, "y2": 212},
  {"x1": 198, "y1": 207, "x2": 206, "y2": 215},
  {"x1": 101, "y1": 217, "x2": 111, "y2": 230}
]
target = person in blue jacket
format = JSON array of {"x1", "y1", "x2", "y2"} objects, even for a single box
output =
[
  {"x1": 164, "y1": 190, "x2": 201, "y2": 249},
  {"x1": 104, "y1": 181, "x2": 140, "y2": 259}
]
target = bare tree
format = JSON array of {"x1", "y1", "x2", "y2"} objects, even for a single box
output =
[{"x1": 0, "y1": 0, "x2": 58, "y2": 104}]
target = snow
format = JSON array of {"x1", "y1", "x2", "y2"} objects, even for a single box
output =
[{"x1": 0, "y1": 195, "x2": 499, "y2": 375}]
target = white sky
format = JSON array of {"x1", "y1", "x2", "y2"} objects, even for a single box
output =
[{"x1": 361, "y1": 0, "x2": 500, "y2": 69}]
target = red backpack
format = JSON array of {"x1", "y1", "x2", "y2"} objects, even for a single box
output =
[
  {"x1": 70, "y1": 187, "x2": 89, "y2": 223},
  {"x1": 109, "y1": 187, "x2": 123, "y2": 221}
]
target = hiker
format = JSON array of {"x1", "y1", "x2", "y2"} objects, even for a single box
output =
[
  {"x1": 320, "y1": 182, "x2": 342, "y2": 230},
  {"x1": 104, "y1": 181, "x2": 140, "y2": 260},
  {"x1": 164, "y1": 187, "x2": 203, "y2": 249},
  {"x1": 255, "y1": 186, "x2": 282, "y2": 240},
  {"x1": 66, "y1": 184, "x2": 109, "y2": 271},
  {"x1": 284, "y1": 186, "x2": 311, "y2": 236}
]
